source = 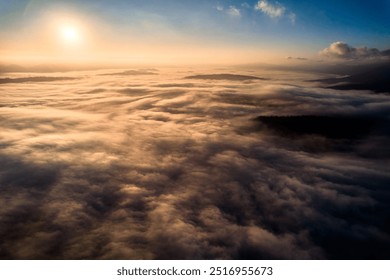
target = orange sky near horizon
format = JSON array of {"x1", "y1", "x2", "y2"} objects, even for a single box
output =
[{"x1": 0, "y1": 8, "x2": 294, "y2": 66}]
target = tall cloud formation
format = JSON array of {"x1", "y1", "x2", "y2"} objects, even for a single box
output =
[
  {"x1": 0, "y1": 67, "x2": 389, "y2": 259},
  {"x1": 320, "y1": 41, "x2": 389, "y2": 60}
]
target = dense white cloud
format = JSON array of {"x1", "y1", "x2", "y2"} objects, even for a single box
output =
[{"x1": 320, "y1": 42, "x2": 382, "y2": 59}]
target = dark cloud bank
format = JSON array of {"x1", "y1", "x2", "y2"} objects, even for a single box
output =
[
  {"x1": 0, "y1": 66, "x2": 389, "y2": 259},
  {"x1": 185, "y1": 74, "x2": 266, "y2": 81},
  {"x1": 0, "y1": 76, "x2": 78, "y2": 84},
  {"x1": 314, "y1": 63, "x2": 390, "y2": 93}
]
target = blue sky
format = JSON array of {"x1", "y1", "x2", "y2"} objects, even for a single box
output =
[{"x1": 0, "y1": 0, "x2": 389, "y2": 63}]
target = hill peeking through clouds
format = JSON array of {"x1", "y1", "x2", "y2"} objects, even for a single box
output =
[{"x1": 0, "y1": 66, "x2": 389, "y2": 259}]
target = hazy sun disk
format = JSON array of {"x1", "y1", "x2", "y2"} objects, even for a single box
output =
[{"x1": 60, "y1": 25, "x2": 81, "y2": 44}]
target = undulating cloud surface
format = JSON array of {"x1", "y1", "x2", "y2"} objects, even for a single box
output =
[{"x1": 0, "y1": 66, "x2": 389, "y2": 259}]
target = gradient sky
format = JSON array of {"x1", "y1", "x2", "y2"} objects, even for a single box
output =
[{"x1": 0, "y1": 0, "x2": 389, "y2": 64}]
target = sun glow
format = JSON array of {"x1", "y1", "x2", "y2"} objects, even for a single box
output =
[
  {"x1": 60, "y1": 25, "x2": 80, "y2": 44},
  {"x1": 0, "y1": 10, "x2": 280, "y2": 65}
]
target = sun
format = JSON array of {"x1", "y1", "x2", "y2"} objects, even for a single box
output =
[{"x1": 60, "y1": 25, "x2": 81, "y2": 44}]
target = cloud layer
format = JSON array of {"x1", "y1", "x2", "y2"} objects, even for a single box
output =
[{"x1": 0, "y1": 67, "x2": 389, "y2": 259}]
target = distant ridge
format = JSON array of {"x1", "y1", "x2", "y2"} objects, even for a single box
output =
[
  {"x1": 0, "y1": 76, "x2": 77, "y2": 84},
  {"x1": 255, "y1": 115, "x2": 386, "y2": 139},
  {"x1": 313, "y1": 64, "x2": 390, "y2": 93},
  {"x1": 100, "y1": 70, "x2": 158, "y2": 76},
  {"x1": 185, "y1": 73, "x2": 266, "y2": 81}
]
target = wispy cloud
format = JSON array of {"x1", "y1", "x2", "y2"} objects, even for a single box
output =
[
  {"x1": 288, "y1": 12, "x2": 296, "y2": 24},
  {"x1": 216, "y1": 4, "x2": 241, "y2": 18},
  {"x1": 286, "y1": 56, "x2": 307, "y2": 61},
  {"x1": 227, "y1": 6, "x2": 241, "y2": 18},
  {"x1": 241, "y1": 2, "x2": 250, "y2": 9},
  {"x1": 255, "y1": 0, "x2": 285, "y2": 18},
  {"x1": 255, "y1": 0, "x2": 295, "y2": 23}
]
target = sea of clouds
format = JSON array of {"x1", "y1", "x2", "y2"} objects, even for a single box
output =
[{"x1": 0, "y1": 67, "x2": 389, "y2": 259}]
